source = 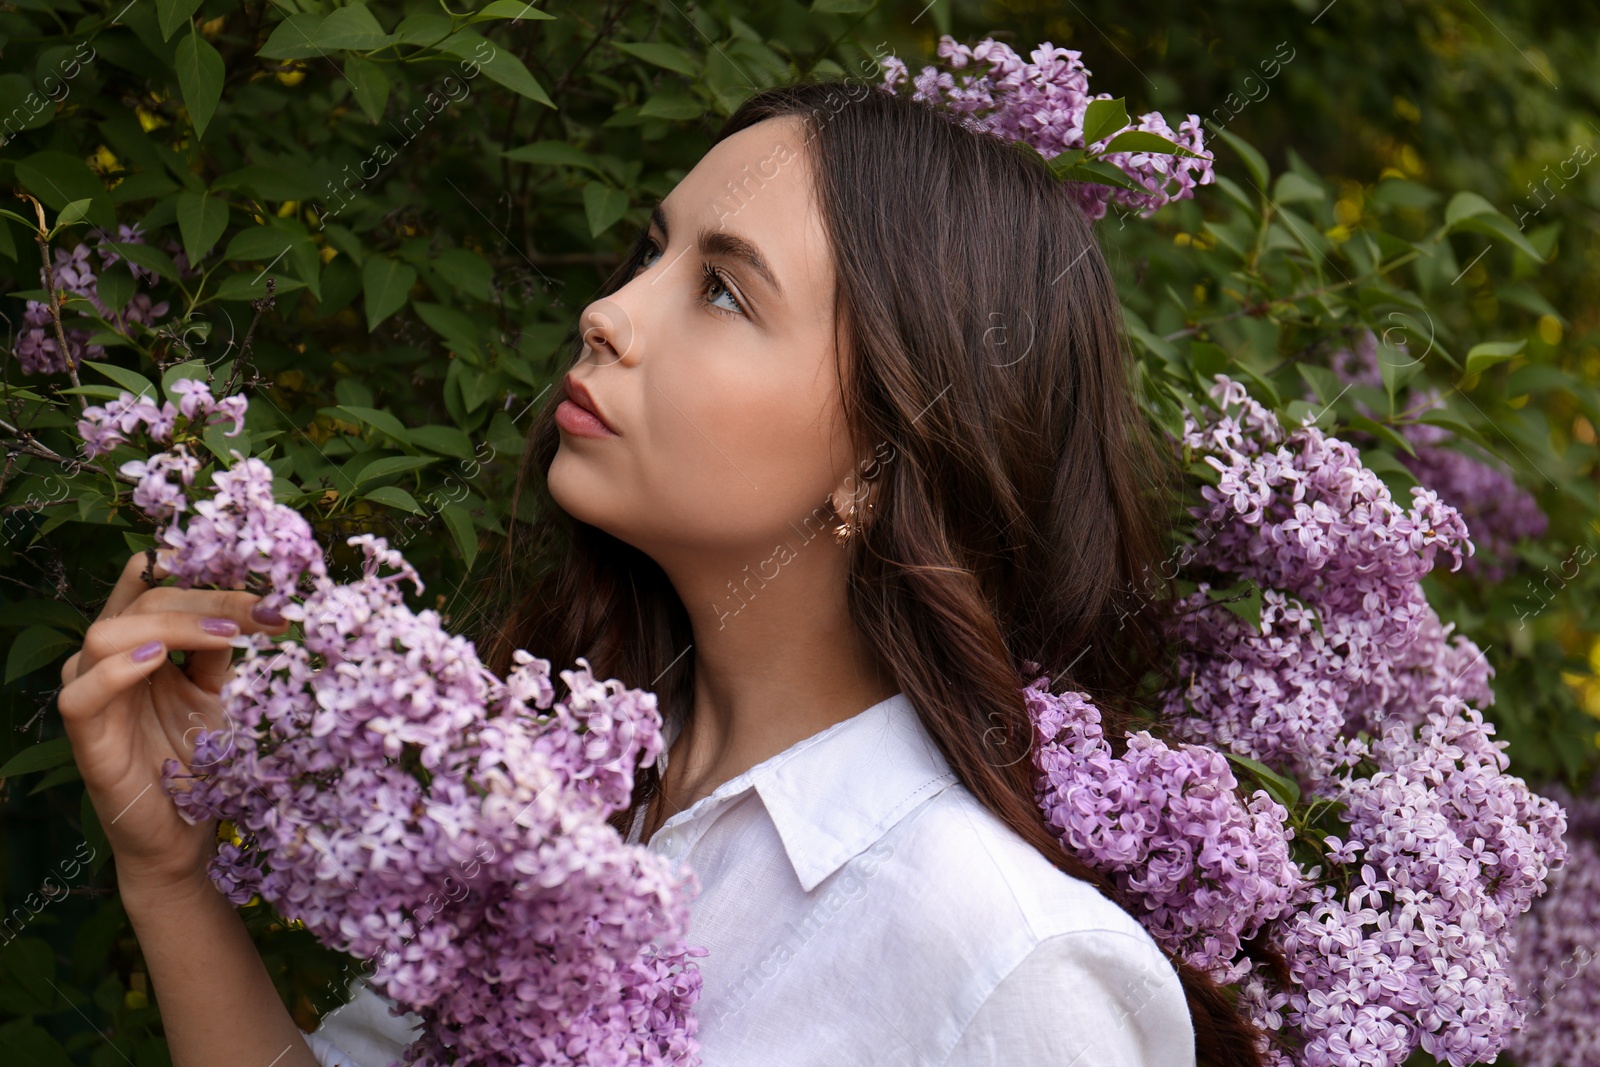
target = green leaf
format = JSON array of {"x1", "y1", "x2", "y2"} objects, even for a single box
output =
[
  {"x1": 582, "y1": 182, "x2": 630, "y2": 238},
  {"x1": 409, "y1": 424, "x2": 475, "y2": 459},
  {"x1": 363, "y1": 256, "x2": 417, "y2": 331},
  {"x1": 96, "y1": 262, "x2": 135, "y2": 315},
  {"x1": 224, "y1": 226, "x2": 297, "y2": 263},
  {"x1": 28, "y1": 763, "x2": 82, "y2": 796},
  {"x1": 1050, "y1": 157, "x2": 1141, "y2": 192},
  {"x1": 5, "y1": 626, "x2": 76, "y2": 684},
  {"x1": 53, "y1": 198, "x2": 94, "y2": 230},
  {"x1": 1453, "y1": 212, "x2": 1547, "y2": 263},
  {"x1": 353, "y1": 455, "x2": 438, "y2": 489},
  {"x1": 1273, "y1": 171, "x2": 1326, "y2": 204},
  {"x1": 364, "y1": 485, "x2": 425, "y2": 514},
  {"x1": 83, "y1": 361, "x2": 157, "y2": 400},
  {"x1": 1463, "y1": 338, "x2": 1527, "y2": 379},
  {"x1": 101, "y1": 241, "x2": 180, "y2": 282},
  {"x1": 441, "y1": 502, "x2": 480, "y2": 570},
  {"x1": 345, "y1": 55, "x2": 391, "y2": 123},
  {"x1": 157, "y1": 0, "x2": 204, "y2": 40},
  {"x1": 393, "y1": 12, "x2": 454, "y2": 47},
  {"x1": 440, "y1": 32, "x2": 553, "y2": 107},
  {"x1": 811, "y1": 0, "x2": 877, "y2": 10},
  {"x1": 57, "y1": 385, "x2": 133, "y2": 401},
  {"x1": 1081, "y1": 97, "x2": 1129, "y2": 147},
  {"x1": 335, "y1": 405, "x2": 412, "y2": 446},
  {"x1": 1190, "y1": 341, "x2": 1230, "y2": 380},
  {"x1": 1206, "y1": 124, "x2": 1271, "y2": 194},
  {"x1": 432, "y1": 248, "x2": 494, "y2": 301},
  {"x1": 1371, "y1": 178, "x2": 1440, "y2": 212},
  {"x1": 0, "y1": 737, "x2": 74, "y2": 779},
  {"x1": 0, "y1": 942, "x2": 63, "y2": 1017},
  {"x1": 313, "y1": 3, "x2": 392, "y2": 50},
  {"x1": 613, "y1": 41, "x2": 699, "y2": 77},
  {"x1": 1417, "y1": 410, "x2": 1491, "y2": 450},
  {"x1": 258, "y1": 12, "x2": 329, "y2": 59},
  {"x1": 1297, "y1": 362, "x2": 1344, "y2": 408},
  {"x1": 175, "y1": 27, "x2": 226, "y2": 140},
  {"x1": 468, "y1": 0, "x2": 557, "y2": 22},
  {"x1": 1210, "y1": 579, "x2": 1264, "y2": 633},
  {"x1": 176, "y1": 190, "x2": 229, "y2": 266},
  {"x1": 1444, "y1": 190, "x2": 1498, "y2": 227},
  {"x1": 1346, "y1": 413, "x2": 1418, "y2": 457},
  {"x1": 213, "y1": 272, "x2": 307, "y2": 301},
  {"x1": 414, "y1": 302, "x2": 485, "y2": 361},
  {"x1": 638, "y1": 87, "x2": 703, "y2": 120},
  {"x1": 1099, "y1": 129, "x2": 1205, "y2": 158},
  {"x1": 1225, "y1": 752, "x2": 1302, "y2": 808},
  {"x1": 502, "y1": 141, "x2": 604, "y2": 174}
]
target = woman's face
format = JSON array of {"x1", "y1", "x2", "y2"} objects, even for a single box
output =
[{"x1": 548, "y1": 114, "x2": 861, "y2": 566}]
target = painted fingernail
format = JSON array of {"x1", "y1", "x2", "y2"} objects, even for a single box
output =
[
  {"x1": 200, "y1": 617, "x2": 240, "y2": 636},
  {"x1": 250, "y1": 602, "x2": 284, "y2": 625},
  {"x1": 131, "y1": 640, "x2": 164, "y2": 663}
]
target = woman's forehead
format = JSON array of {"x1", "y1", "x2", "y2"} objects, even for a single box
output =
[{"x1": 658, "y1": 116, "x2": 833, "y2": 313}]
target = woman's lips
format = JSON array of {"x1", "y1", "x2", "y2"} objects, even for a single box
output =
[{"x1": 555, "y1": 398, "x2": 619, "y2": 438}]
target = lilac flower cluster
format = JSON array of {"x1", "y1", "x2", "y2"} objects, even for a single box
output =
[
  {"x1": 1165, "y1": 375, "x2": 1568, "y2": 1066},
  {"x1": 78, "y1": 382, "x2": 314, "y2": 616},
  {"x1": 1507, "y1": 778, "x2": 1600, "y2": 1067},
  {"x1": 1322, "y1": 327, "x2": 1547, "y2": 583},
  {"x1": 78, "y1": 378, "x2": 247, "y2": 459},
  {"x1": 82, "y1": 386, "x2": 707, "y2": 1065},
  {"x1": 879, "y1": 36, "x2": 1215, "y2": 219},
  {"x1": 166, "y1": 536, "x2": 703, "y2": 1066},
  {"x1": 12, "y1": 223, "x2": 188, "y2": 375},
  {"x1": 1026, "y1": 679, "x2": 1300, "y2": 984}
]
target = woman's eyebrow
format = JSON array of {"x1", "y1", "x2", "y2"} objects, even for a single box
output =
[{"x1": 650, "y1": 201, "x2": 783, "y2": 298}]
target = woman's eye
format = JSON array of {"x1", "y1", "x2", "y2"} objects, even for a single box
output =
[
  {"x1": 633, "y1": 236, "x2": 745, "y2": 317},
  {"x1": 701, "y1": 264, "x2": 745, "y2": 316}
]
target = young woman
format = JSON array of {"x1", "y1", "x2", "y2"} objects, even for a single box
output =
[{"x1": 58, "y1": 78, "x2": 1267, "y2": 1065}]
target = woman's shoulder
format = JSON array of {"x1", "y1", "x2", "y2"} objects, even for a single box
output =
[
  {"x1": 857, "y1": 782, "x2": 1194, "y2": 1065},
  {"x1": 875, "y1": 779, "x2": 1176, "y2": 967}
]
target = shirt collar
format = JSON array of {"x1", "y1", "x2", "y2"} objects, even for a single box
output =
[{"x1": 708, "y1": 691, "x2": 959, "y2": 893}]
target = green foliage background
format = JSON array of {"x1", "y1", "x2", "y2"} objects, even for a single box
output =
[{"x1": 0, "y1": 0, "x2": 1597, "y2": 1063}]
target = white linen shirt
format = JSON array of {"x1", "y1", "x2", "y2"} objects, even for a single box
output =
[{"x1": 303, "y1": 691, "x2": 1195, "y2": 1066}]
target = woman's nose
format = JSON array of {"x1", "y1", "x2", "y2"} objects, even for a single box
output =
[{"x1": 579, "y1": 300, "x2": 638, "y2": 368}]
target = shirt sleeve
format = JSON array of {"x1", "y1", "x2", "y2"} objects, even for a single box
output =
[
  {"x1": 942, "y1": 929, "x2": 1196, "y2": 1067},
  {"x1": 301, "y1": 980, "x2": 424, "y2": 1067}
]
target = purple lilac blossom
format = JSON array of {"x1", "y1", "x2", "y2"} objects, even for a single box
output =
[
  {"x1": 879, "y1": 36, "x2": 1214, "y2": 220},
  {"x1": 80, "y1": 382, "x2": 307, "y2": 612},
  {"x1": 1026, "y1": 678, "x2": 1301, "y2": 984},
  {"x1": 1170, "y1": 374, "x2": 1568, "y2": 1066},
  {"x1": 1321, "y1": 327, "x2": 1546, "y2": 583},
  {"x1": 13, "y1": 224, "x2": 175, "y2": 375},
  {"x1": 1508, "y1": 778, "x2": 1600, "y2": 1067},
  {"x1": 165, "y1": 536, "x2": 704, "y2": 1067}
]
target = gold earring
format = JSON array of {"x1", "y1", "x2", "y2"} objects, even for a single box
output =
[{"x1": 833, "y1": 500, "x2": 874, "y2": 546}]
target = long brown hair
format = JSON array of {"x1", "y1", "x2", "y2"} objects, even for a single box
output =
[{"x1": 476, "y1": 77, "x2": 1268, "y2": 1067}]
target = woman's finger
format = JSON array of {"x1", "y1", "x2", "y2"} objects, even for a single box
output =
[
  {"x1": 182, "y1": 646, "x2": 237, "y2": 693},
  {"x1": 124, "y1": 586, "x2": 289, "y2": 629},
  {"x1": 57, "y1": 635, "x2": 169, "y2": 747},
  {"x1": 78, "y1": 612, "x2": 247, "y2": 672},
  {"x1": 99, "y1": 551, "x2": 169, "y2": 620}
]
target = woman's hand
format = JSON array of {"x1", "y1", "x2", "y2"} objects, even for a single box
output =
[{"x1": 58, "y1": 553, "x2": 289, "y2": 897}]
